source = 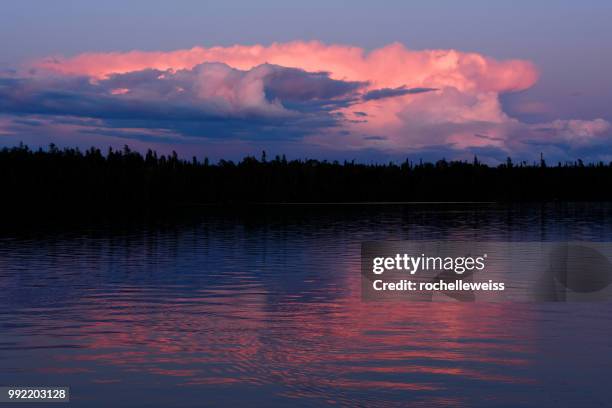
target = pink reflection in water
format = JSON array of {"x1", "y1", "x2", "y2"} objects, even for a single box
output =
[{"x1": 43, "y1": 262, "x2": 537, "y2": 406}]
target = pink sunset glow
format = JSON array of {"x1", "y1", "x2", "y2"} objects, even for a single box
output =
[
  {"x1": 36, "y1": 41, "x2": 538, "y2": 93},
  {"x1": 0, "y1": 41, "x2": 605, "y2": 161}
]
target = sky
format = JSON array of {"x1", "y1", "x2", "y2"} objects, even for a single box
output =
[{"x1": 1, "y1": 0, "x2": 611, "y2": 162}]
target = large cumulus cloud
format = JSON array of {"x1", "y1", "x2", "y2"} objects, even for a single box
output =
[
  {"x1": 1, "y1": 41, "x2": 609, "y2": 161},
  {"x1": 1, "y1": 62, "x2": 366, "y2": 140}
]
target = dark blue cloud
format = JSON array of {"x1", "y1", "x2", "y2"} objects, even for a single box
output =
[
  {"x1": 473, "y1": 133, "x2": 504, "y2": 142},
  {"x1": 362, "y1": 86, "x2": 437, "y2": 101},
  {"x1": 0, "y1": 63, "x2": 367, "y2": 140},
  {"x1": 262, "y1": 67, "x2": 364, "y2": 103}
]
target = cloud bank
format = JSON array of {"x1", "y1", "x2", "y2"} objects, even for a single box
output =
[
  {"x1": 1, "y1": 63, "x2": 365, "y2": 140},
  {"x1": 0, "y1": 41, "x2": 608, "y2": 161}
]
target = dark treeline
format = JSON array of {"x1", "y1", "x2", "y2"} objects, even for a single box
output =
[{"x1": 2, "y1": 144, "x2": 612, "y2": 214}]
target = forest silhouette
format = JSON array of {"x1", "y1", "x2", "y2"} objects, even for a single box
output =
[{"x1": 2, "y1": 144, "x2": 611, "y2": 215}]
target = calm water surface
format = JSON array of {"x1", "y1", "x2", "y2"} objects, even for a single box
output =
[{"x1": 1, "y1": 204, "x2": 612, "y2": 407}]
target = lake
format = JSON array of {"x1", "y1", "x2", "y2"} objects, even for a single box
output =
[{"x1": 1, "y1": 203, "x2": 612, "y2": 407}]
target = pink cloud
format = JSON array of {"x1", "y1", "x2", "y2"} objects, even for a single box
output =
[
  {"x1": 35, "y1": 41, "x2": 538, "y2": 94},
  {"x1": 523, "y1": 118, "x2": 611, "y2": 153},
  {"x1": 545, "y1": 118, "x2": 610, "y2": 141},
  {"x1": 12, "y1": 41, "x2": 608, "y2": 161}
]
